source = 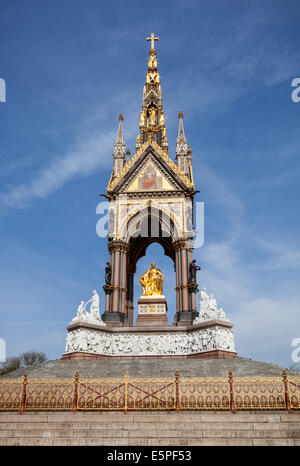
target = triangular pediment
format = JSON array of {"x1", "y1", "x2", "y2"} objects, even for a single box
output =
[
  {"x1": 123, "y1": 154, "x2": 179, "y2": 193},
  {"x1": 108, "y1": 142, "x2": 193, "y2": 193}
]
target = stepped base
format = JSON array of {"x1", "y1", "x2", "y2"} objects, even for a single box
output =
[
  {"x1": 1, "y1": 411, "x2": 300, "y2": 446},
  {"x1": 62, "y1": 349, "x2": 238, "y2": 360},
  {"x1": 0, "y1": 358, "x2": 292, "y2": 379}
]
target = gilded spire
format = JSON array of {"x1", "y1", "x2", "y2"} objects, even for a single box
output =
[
  {"x1": 107, "y1": 36, "x2": 195, "y2": 192},
  {"x1": 136, "y1": 33, "x2": 168, "y2": 153}
]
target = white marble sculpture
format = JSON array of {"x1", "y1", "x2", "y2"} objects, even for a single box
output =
[
  {"x1": 86, "y1": 290, "x2": 101, "y2": 320},
  {"x1": 65, "y1": 325, "x2": 235, "y2": 356},
  {"x1": 193, "y1": 288, "x2": 229, "y2": 324},
  {"x1": 65, "y1": 286, "x2": 236, "y2": 357},
  {"x1": 75, "y1": 300, "x2": 88, "y2": 320},
  {"x1": 71, "y1": 290, "x2": 105, "y2": 326}
]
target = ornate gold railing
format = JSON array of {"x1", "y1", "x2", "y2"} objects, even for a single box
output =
[
  {"x1": 0, "y1": 370, "x2": 299, "y2": 412},
  {"x1": 77, "y1": 374, "x2": 177, "y2": 411}
]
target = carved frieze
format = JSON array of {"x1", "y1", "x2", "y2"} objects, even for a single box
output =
[{"x1": 65, "y1": 325, "x2": 235, "y2": 356}]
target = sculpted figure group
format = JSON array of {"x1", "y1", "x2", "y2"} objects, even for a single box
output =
[
  {"x1": 193, "y1": 288, "x2": 228, "y2": 323},
  {"x1": 71, "y1": 290, "x2": 105, "y2": 326}
]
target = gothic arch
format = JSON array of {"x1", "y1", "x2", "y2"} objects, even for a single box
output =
[
  {"x1": 121, "y1": 203, "x2": 181, "y2": 244},
  {"x1": 129, "y1": 236, "x2": 175, "y2": 269},
  {"x1": 103, "y1": 201, "x2": 198, "y2": 326}
]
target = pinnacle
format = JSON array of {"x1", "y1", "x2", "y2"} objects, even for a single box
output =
[
  {"x1": 177, "y1": 113, "x2": 187, "y2": 143},
  {"x1": 113, "y1": 114, "x2": 126, "y2": 167},
  {"x1": 116, "y1": 116, "x2": 124, "y2": 143}
]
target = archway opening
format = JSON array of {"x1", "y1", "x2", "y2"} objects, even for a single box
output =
[{"x1": 133, "y1": 242, "x2": 176, "y2": 326}]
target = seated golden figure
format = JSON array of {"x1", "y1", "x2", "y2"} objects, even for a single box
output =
[{"x1": 139, "y1": 262, "x2": 164, "y2": 296}]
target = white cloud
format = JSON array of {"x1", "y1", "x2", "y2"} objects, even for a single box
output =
[
  {"x1": 0, "y1": 109, "x2": 138, "y2": 209},
  {"x1": 193, "y1": 159, "x2": 300, "y2": 366},
  {"x1": 198, "y1": 236, "x2": 300, "y2": 365},
  {"x1": 250, "y1": 237, "x2": 300, "y2": 271},
  {"x1": 0, "y1": 130, "x2": 112, "y2": 207},
  {"x1": 234, "y1": 298, "x2": 300, "y2": 364}
]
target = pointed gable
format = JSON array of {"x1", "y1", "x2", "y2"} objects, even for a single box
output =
[
  {"x1": 107, "y1": 141, "x2": 194, "y2": 193},
  {"x1": 126, "y1": 158, "x2": 175, "y2": 193}
]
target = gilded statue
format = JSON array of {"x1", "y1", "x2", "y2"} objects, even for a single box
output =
[
  {"x1": 139, "y1": 111, "x2": 146, "y2": 127},
  {"x1": 139, "y1": 262, "x2": 164, "y2": 296},
  {"x1": 159, "y1": 110, "x2": 165, "y2": 127},
  {"x1": 149, "y1": 107, "x2": 157, "y2": 126}
]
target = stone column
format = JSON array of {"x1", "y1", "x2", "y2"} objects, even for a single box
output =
[
  {"x1": 121, "y1": 249, "x2": 128, "y2": 324},
  {"x1": 102, "y1": 240, "x2": 128, "y2": 327},
  {"x1": 173, "y1": 239, "x2": 196, "y2": 326},
  {"x1": 112, "y1": 249, "x2": 120, "y2": 312},
  {"x1": 181, "y1": 248, "x2": 189, "y2": 311},
  {"x1": 127, "y1": 264, "x2": 135, "y2": 327},
  {"x1": 175, "y1": 250, "x2": 180, "y2": 313}
]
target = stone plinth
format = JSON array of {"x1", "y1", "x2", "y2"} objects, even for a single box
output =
[
  {"x1": 135, "y1": 295, "x2": 168, "y2": 327},
  {"x1": 62, "y1": 318, "x2": 238, "y2": 360}
]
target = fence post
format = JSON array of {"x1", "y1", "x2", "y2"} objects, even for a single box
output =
[
  {"x1": 175, "y1": 370, "x2": 180, "y2": 411},
  {"x1": 228, "y1": 370, "x2": 236, "y2": 413},
  {"x1": 72, "y1": 371, "x2": 79, "y2": 412},
  {"x1": 124, "y1": 372, "x2": 128, "y2": 414},
  {"x1": 282, "y1": 369, "x2": 291, "y2": 411},
  {"x1": 19, "y1": 372, "x2": 28, "y2": 414}
]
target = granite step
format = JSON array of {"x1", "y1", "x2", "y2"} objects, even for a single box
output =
[
  {"x1": 1, "y1": 411, "x2": 300, "y2": 422},
  {"x1": 1, "y1": 429, "x2": 299, "y2": 440},
  {"x1": 0, "y1": 357, "x2": 293, "y2": 379},
  {"x1": 0, "y1": 411, "x2": 299, "y2": 446},
  {"x1": 1, "y1": 438, "x2": 300, "y2": 446}
]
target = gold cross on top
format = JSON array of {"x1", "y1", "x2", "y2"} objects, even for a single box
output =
[{"x1": 146, "y1": 33, "x2": 159, "y2": 50}]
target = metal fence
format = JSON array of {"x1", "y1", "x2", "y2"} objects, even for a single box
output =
[{"x1": 0, "y1": 370, "x2": 299, "y2": 412}]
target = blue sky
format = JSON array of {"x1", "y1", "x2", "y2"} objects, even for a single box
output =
[{"x1": 0, "y1": 0, "x2": 300, "y2": 367}]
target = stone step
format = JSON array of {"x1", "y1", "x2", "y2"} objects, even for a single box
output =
[
  {"x1": 1, "y1": 412, "x2": 300, "y2": 423},
  {"x1": 1, "y1": 357, "x2": 295, "y2": 379},
  {"x1": 0, "y1": 428, "x2": 299, "y2": 438},
  {"x1": 0, "y1": 421, "x2": 287, "y2": 428},
  {"x1": 0, "y1": 437, "x2": 299, "y2": 447},
  {"x1": 0, "y1": 411, "x2": 299, "y2": 446},
  {"x1": 0, "y1": 423, "x2": 300, "y2": 438}
]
